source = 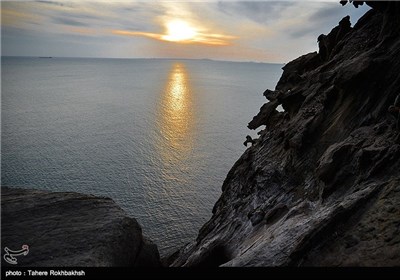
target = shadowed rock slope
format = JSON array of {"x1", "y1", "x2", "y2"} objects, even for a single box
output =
[
  {"x1": 1, "y1": 187, "x2": 161, "y2": 267},
  {"x1": 172, "y1": 2, "x2": 400, "y2": 267}
]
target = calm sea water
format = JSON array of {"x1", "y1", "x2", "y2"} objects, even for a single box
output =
[{"x1": 1, "y1": 57, "x2": 282, "y2": 256}]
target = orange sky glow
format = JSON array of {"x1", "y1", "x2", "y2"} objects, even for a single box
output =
[{"x1": 1, "y1": 1, "x2": 369, "y2": 63}]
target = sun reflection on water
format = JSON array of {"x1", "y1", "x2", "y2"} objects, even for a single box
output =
[{"x1": 156, "y1": 62, "x2": 196, "y2": 170}]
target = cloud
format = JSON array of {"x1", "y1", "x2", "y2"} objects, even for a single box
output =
[
  {"x1": 310, "y1": 4, "x2": 348, "y2": 22},
  {"x1": 217, "y1": 1, "x2": 292, "y2": 24},
  {"x1": 286, "y1": 2, "x2": 370, "y2": 39},
  {"x1": 1, "y1": 1, "x2": 372, "y2": 63},
  {"x1": 53, "y1": 17, "x2": 88, "y2": 27},
  {"x1": 37, "y1": 1, "x2": 65, "y2": 7},
  {"x1": 111, "y1": 2, "x2": 237, "y2": 46},
  {"x1": 112, "y1": 28, "x2": 237, "y2": 46}
]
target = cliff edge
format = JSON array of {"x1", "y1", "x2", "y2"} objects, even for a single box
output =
[
  {"x1": 172, "y1": 1, "x2": 400, "y2": 266},
  {"x1": 1, "y1": 187, "x2": 161, "y2": 267}
]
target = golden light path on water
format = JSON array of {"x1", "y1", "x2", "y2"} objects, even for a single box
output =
[{"x1": 156, "y1": 62, "x2": 196, "y2": 180}]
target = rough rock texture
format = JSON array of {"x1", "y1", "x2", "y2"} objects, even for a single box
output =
[
  {"x1": 172, "y1": 2, "x2": 400, "y2": 267},
  {"x1": 1, "y1": 187, "x2": 161, "y2": 267}
]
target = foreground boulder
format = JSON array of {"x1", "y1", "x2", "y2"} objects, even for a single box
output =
[
  {"x1": 1, "y1": 187, "x2": 161, "y2": 267},
  {"x1": 171, "y1": 2, "x2": 400, "y2": 267}
]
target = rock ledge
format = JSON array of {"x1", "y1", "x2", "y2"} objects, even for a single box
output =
[{"x1": 1, "y1": 187, "x2": 161, "y2": 267}]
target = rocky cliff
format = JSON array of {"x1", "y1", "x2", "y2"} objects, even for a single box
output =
[
  {"x1": 1, "y1": 187, "x2": 161, "y2": 267},
  {"x1": 171, "y1": 1, "x2": 400, "y2": 266}
]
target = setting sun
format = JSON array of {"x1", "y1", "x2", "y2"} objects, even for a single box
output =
[
  {"x1": 112, "y1": 16, "x2": 236, "y2": 46},
  {"x1": 162, "y1": 20, "x2": 197, "y2": 42}
]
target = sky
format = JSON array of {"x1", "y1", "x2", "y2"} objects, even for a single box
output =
[{"x1": 1, "y1": 0, "x2": 370, "y2": 63}]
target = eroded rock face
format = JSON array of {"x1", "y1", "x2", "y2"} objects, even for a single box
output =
[
  {"x1": 171, "y1": 3, "x2": 400, "y2": 267},
  {"x1": 1, "y1": 187, "x2": 161, "y2": 267}
]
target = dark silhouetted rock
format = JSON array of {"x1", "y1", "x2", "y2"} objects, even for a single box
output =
[
  {"x1": 248, "y1": 100, "x2": 281, "y2": 130},
  {"x1": 318, "y1": 15, "x2": 351, "y2": 62},
  {"x1": 1, "y1": 187, "x2": 161, "y2": 267},
  {"x1": 171, "y1": 3, "x2": 400, "y2": 267},
  {"x1": 243, "y1": 135, "x2": 255, "y2": 147},
  {"x1": 388, "y1": 94, "x2": 400, "y2": 129}
]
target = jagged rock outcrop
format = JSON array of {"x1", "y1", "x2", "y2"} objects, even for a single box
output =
[
  {"x1": 1, "y1": 187, "x2": 161, "y2": 267},
  {"x1": 171, "y1": 2, "x2": 400, "y2": 267}
]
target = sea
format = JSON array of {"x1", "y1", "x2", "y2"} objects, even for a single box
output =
[{"x1": 1, "y1": 57, "x2": 282, "y2": 256}]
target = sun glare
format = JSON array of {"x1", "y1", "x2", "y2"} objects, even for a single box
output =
[
  {"x1": 113, "y1": 18, "x2": 235, "y2": 46},
  {"x1": 163, "y1": 20, "x2": 197, "y2": 42}
]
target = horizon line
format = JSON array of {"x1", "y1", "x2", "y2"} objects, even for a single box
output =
[{"x1": 0, "y1": 55, "x2": 286, "y2": 65}]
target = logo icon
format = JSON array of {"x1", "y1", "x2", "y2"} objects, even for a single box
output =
[{"x1": 3, "y1": 245, "x2": 29, "y2": 265}]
